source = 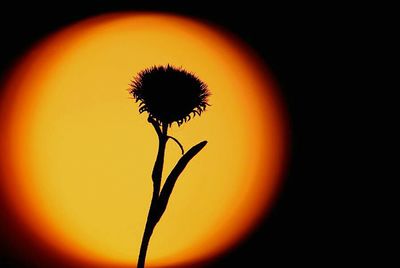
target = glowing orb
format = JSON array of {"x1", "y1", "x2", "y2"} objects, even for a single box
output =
[{"x1": 0, "y1": 12, "x2": 287, "y2": 267}]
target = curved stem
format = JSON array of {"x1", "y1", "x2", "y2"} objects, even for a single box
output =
[
  {"x1": 147, "y1": 117, "x2": 162, "y2": 137},
  {"x1": 137, "y1": 119, "x2": 206, "y2": 268},
  {"x1": 167, "y1": 136, "x2": 185, "y2": 155},
  {"x1": 137, "y1": 129, "x2": 167, "y2": 268}
]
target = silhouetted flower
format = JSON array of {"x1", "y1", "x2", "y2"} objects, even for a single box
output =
[
  {"x1": 130, "y1": 65, "x2": 210, "y2": 126},
  {"x1": 130, "y1": 65, "x2": 209, "y2": 268}
]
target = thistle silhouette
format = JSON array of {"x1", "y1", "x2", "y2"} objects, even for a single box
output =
[{"x1": 129, "y1": 65, "x2": 210, "y2": 268}]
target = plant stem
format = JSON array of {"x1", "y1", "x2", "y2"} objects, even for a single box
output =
[
  {"x1": 137, "y1": 120, "x2": 207, "y2": 268},
  {"x1": 137, "y1": 126, "x2": 167, "y2": 268}
]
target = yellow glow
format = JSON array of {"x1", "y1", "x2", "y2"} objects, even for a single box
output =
[{"x1": 0, "y1": 13, "x2": 287, "y2": 267}]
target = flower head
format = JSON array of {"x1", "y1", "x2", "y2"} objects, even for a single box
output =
[{"x1": 130, "y1": 65, "x2": 210, "y2": 126}]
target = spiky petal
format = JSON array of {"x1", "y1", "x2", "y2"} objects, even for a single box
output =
[{"x1": 130, "y1": 65, "x2": 210, "y2": 126}]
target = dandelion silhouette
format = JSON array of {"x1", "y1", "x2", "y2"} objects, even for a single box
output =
[{"x1": 129, "y1": 65, "x2": 210, "y2": 268}]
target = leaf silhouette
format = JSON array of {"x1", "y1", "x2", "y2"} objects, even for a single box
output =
[{"x1": 155, "y1": 140, "x2": 208, "y2": 223}]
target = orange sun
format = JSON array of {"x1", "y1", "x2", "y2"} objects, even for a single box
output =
[{"x1": 0, "y1": 12, "x2": 287, "y2": 267}]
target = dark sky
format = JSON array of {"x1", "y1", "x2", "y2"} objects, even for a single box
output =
[{"x1": 0, "y1": 1, "x2": 354, "y2": 267}]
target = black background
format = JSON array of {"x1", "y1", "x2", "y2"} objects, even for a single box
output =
[{"x1": 0, "y1": 1, "x2": 354, "y2": 267}]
